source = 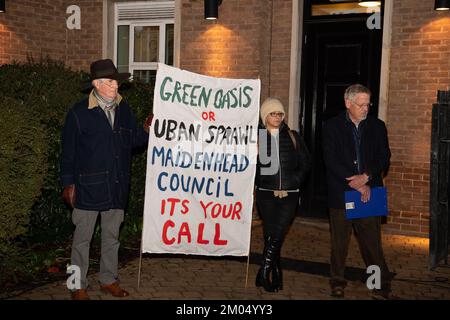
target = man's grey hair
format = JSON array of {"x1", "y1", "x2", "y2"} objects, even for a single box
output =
[
  {"x1": 92, "y1": 78, "x2": 106, "y2": 85},
  {"x1": 344, "y1": 84, "x2": 371, "y2": 102}
]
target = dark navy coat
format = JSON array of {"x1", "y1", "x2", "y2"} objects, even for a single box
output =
[
  {"x1": 60, "y1": 94, "x2": 148, "y2": 211},
  {"x1": 322, "y1": 111, "x2": 391, "y2": 209}
]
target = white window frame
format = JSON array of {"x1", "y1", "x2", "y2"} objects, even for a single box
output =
[{"x1": 113, "y1": 1, "x2": 175, "y2": 81}]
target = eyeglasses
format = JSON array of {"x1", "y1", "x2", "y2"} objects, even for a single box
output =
[
  {"x1": 352, "y1": 101, "x2": 373, "y2": 109},
  {"x1": 269, "y1": 112, "x2": 284, "y2": 118},
  {"x1": 98, "y1": 79, "x2": 118, "y2": 88}
]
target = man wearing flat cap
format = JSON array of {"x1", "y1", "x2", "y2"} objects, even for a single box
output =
[{"x1": 60, "y1": 59, "x2": 152, "y2": 300}]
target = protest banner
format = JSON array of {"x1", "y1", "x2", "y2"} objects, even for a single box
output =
[{"x1": 141, "y1": 63, "x2": 260, "y2": 257}]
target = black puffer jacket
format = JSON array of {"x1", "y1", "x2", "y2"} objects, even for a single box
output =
[{"x1": 255, "y1": 122, "x2": 311, "y2": 190}]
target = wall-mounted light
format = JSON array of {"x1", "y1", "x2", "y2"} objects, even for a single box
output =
[
  {"x1": 435, "y1": 0, "x2": 450, "y2": 11},
  {"x1": 205, "y1": 0, "x2": 222, "y2": 20},
  {"x1": 0, "y1": 0, "x2": 6, "y2": 13},
  {"x1": 358, "y1": 1, "x2": 381, "y2": 8}
]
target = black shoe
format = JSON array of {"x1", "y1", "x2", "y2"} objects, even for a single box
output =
[
  {"x1": 272, "y1": 257, "x2": 283, "y2": 291},
  {"x1": 255, "y1": 267, "x2": 263, "y2": 287},
  {"x1": 255, "y1": 237, "x2": 269, "y2": 288},
  {"x1": 255, "y1": 236, "x2": 278, "y2": 292}
]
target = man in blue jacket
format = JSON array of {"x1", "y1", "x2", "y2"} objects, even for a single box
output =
[
  {"x1": 61, "y1": 59, "x2": 152, "y2": 300},
  {"x1": 322, "y1": 84, "x2": 394, "y2": 299}
]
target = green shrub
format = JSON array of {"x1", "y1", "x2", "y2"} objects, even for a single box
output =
[
  {"x1": 0, "y1": 97, "x2": 47, "y2": 246},
  {"x1": 0, "y1": 59, "x2": 88, "y2": 243},
  {"x1": 0, "y1": 97, "x2": 48, "y2": 284},
  {"x1": 120, "y1": 81, "x2": 154, "y2": 241},
  {"x1": 0, "y1": 59, "x2": 153, "y2": 289}
]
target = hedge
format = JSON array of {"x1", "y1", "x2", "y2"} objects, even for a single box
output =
[
  {"x1": 0, "y1": 97, "x2": 48, "y2": 245},
  {"x1": 0, "y1": 59, "x2": 153, "y2": 286}
]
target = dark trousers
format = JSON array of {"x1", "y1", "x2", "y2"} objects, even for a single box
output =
[
  {"x1": 256, "y1": 189, "x2": 299, "y2": 240},
  {"x1": 329, "y1": 208, "x2": 391, "y2": 292}
]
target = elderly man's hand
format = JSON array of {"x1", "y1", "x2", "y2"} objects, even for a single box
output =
[
  {"x1": 357, "y1": 185, "x2": 371, "y2": 203},
  {"x1": 143, "y1": 113, "x2": 154, "y2": 133},
  {"x1": 346, "y1": 173, "x2": 370, "y2": 190},
  {"x1": 63, "y1": 184, "x2": 76, "y2": 208}
]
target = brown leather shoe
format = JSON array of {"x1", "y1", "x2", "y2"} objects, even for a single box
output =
[
  {"x1": 330, "y1": 286, "x2": 345, "y2": 298},
  {"x1": 71, "y1": 289, "x2": 90, "y2": 300},
  {"x1": 100, "y1": 282, "x2": 129, "y2": 297},
  {"x1": 372, "y1": 290, "x2": 401, "y2": 300}
]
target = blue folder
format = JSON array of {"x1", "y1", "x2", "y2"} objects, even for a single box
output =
[{"x1": 345, "y1": 187, "x2": 388, "y2": 219}]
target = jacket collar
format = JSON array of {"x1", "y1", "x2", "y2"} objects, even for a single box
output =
[
  {"x1": 88, "y1": 90, "x2": 123, "y2": 109},
  {"x1": 259, "y1": 120, "x2": 288, "y2": 131},
  {"x1": 344, "y1": 110, "x2": 367, "y2": 129}
]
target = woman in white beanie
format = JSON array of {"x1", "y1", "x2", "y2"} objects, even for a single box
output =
[{"x1": 255, "y1": 97, "x2": 311, "y2": 292}]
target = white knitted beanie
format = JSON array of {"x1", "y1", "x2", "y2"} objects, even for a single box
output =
[{"x1": 260, "y1": 97, "x2": 285, "y2": 126}]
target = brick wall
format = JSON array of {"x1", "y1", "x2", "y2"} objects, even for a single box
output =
[
  {"x1": 259, "y1": 0, "x2": 272, "y2": 100},
  {"x1": 2, "y1": 0, "x2": 446, "y2": 237},
  {"x1": 180, "y1": 0, "x2": 261, "y2": 78},
  {"x1": 180, "y1": 0, "x2": 293, "y2": 106},
  {"x1": 0, "y1": 0, "x2": 294, "y2": 105},
  {"x1": 265, "y1": 0, "x2": 292, "y2": 114},
  {"x1": 385, "y1": 0, "x2": 450, "y2": 236},
  {"x1": 0, "y1": 0, "x2": 103, "y2": 71},
  {"x1": 180, "y1": 0, "x2": 293, "y2": 221}
]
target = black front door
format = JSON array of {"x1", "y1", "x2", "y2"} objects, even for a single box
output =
[{"x1": 299, "y1": 10, "x2": 383, "y2": 218}]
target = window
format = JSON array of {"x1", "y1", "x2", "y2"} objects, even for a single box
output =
[
  {"x1": 309, "y1": 0, "x2": 381, "y2": 17},
  {"x1": 115, "y1": 1, "x2": 175, "y2": 85}
]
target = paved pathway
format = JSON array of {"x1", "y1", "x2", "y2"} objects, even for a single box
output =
[{"x1": 8, "y1": 218, "x2": 450, "y2": 300}]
